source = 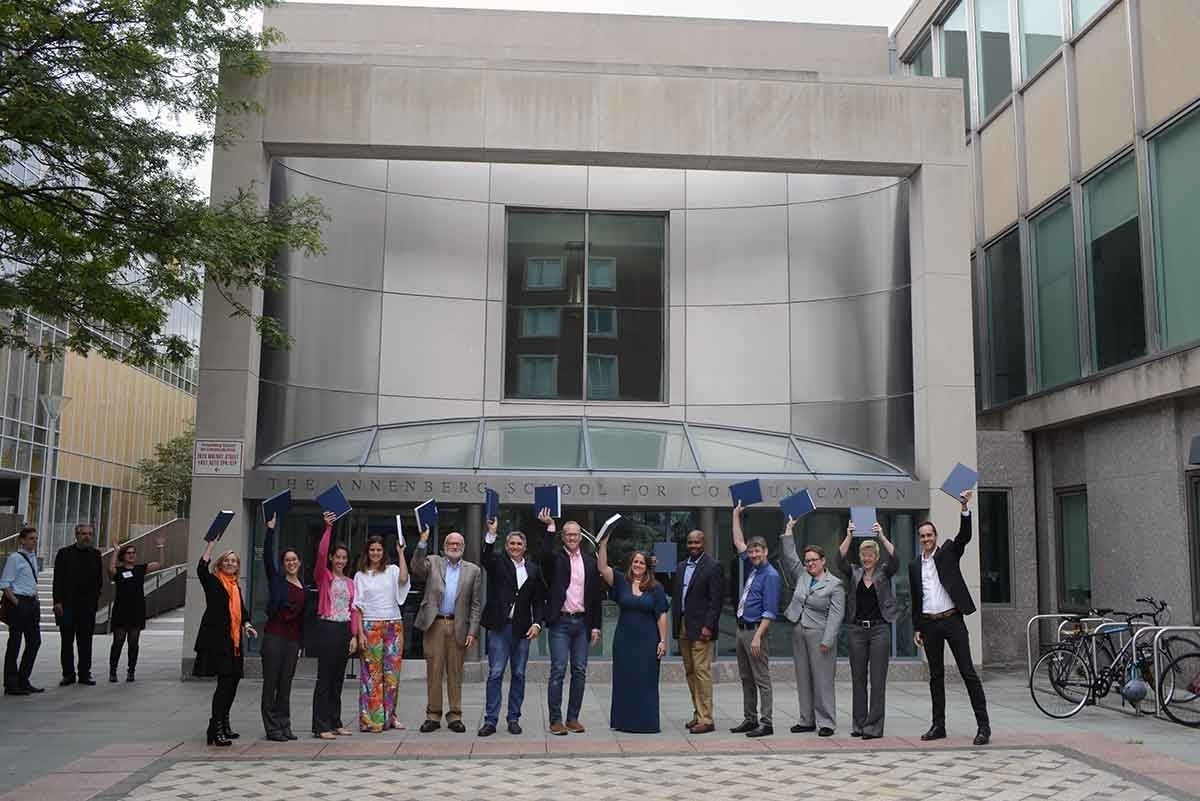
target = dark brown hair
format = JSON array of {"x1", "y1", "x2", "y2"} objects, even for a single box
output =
[
  {"x1": 118, "y1": 544, "x2": 137, "y2": 562},
  {"x1": 625, "y1": 551, "x2": 658, "y2": 591},
  {"x1": 917, "y1": 520, "x2": 938, "y2": 536},
  {"x1": 802, "y1": 544, "x2": 826, "y2": 560},
  {"x1": 357, "y1": 535, "x2": 389, "y2": 573}
]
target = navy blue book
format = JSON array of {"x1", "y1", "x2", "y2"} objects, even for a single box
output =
[
  {"x1": 262, "y1": 488, "x2": 292, "y2": 525},
  {"x1": 850, "y1": 506, "x2": 877, "y2": 537},
  {"x1": 729, "y1": 478, "x2": 763, "y2": 508},
  {"x1": 533, "y1": 485, "x2": 561, "y2": 517},
  {"x1": 780, "y1": 489, "x2": 815, "y2": 521},
  {"x1": 940, "y1": 462, "x2": 979, "y2": 500},
  {"x1": 484, "y1": 487, "x2": 500, "y2": 522},
  {"x1": 414, "y1": 498, "x2": 438, "y2": 534},
  {"x1": 204, "y1": 510, "x2": 235, "y2": 542},
  {"x1": 315, "y1": 483, "x2": 352, "y2": 521}
]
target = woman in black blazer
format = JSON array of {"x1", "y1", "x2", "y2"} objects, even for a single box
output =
[{"x1": 194, "y1": 538, "x2": 257, "y2": 746}]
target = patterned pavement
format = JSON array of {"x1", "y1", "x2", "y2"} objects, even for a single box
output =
[{"x1": 112, "y1": 750, "x2": 1189, "y2": 801}]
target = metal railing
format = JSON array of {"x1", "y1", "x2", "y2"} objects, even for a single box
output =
[
  {"x1": 1152, "y1": 626, "x2": 1200, "y2": 718},
  {"x1": 97, "y1": 563, "x2": 188, "y2": 629},
  {"x1": 1026, "y1": 613, "x2": 1083, "y2": 679}
]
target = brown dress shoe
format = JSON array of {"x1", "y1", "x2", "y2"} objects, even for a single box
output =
[
  {"x1": 549, "y1": 722, "x2": 568, "y2": 736},
  {"x1": 689, "y1": 723, "x2": 715, "y2": 734},
  {"x1": 565, "y1": 720, "x2": 585, "y2": 733},
  {"x1": 685, "y1": 718, "x2": 698, "y2": 730}
]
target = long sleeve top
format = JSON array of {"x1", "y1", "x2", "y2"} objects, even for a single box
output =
[{"x1": 313, "y1": 524, "x2": 359, "y2": 633}]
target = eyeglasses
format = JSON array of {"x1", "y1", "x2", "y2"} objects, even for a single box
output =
[{"x1": 802, "y1": 558, "x2": 823, "y2": 565}]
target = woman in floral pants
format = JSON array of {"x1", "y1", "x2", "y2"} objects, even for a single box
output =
[{"x1": 353, "y1": 535, "x2": 411, "y2": 731}]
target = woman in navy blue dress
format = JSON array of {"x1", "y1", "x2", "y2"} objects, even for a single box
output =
[{"x1": 598, "y1": 536, "x2": 668, "y2": 733}]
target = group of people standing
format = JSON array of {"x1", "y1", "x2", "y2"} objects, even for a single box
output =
[{"x1": 186, "y1": 489, "x2": 992, "y2": 745}]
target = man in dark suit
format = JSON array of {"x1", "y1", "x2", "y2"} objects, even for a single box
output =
[
  {"x1": 908, "y1": 489, "x2": 990, "y2": 746},
  {"x1": 478, "y1": 518, "x2": 545, "y2": 737},
  {"x1": 53, "y1": 523, "x2": 103, "y2": 686},
  {"x1": 538, "y1": 508, "x2": 603, "y2": 735},
  {"x1": 671, "y1": 529, "x2": 723, "y2": 734}
]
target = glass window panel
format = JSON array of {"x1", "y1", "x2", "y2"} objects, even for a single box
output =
[
  {"x1": 262, "y1": 429, "x2": 373, "y2": 465},
  {"x1": 1072, "y1": 0, "x2": 1106, "y2": 29},
  {"x1": 979, "y1": 490, "x2": 1012, "y2": 604},
  {"x1": 519, "y1": 307, "x2": 560, "y2": 338},
  {"x1": 1084, "y1": 155, "x2": 1146, "y2": 370},
  {"x1": 505, "y1": 211, "x2": 585, "y2": 400},
  {"x1": 1020, "y1": 0, "x2": 1062, "y2": 77},
  {"x1": 912, "y1": 37, "x2": 934, "y2": 76},
  {"x1": 480, "y1": 419, "x2": 584, "y2": 469},
  {"x1": 586, "y1": 214, "x2": 664, "y2": 403},
  {"x1": 942, "y1": 1, "x2": 972, "y2": 128},
  {"x1": 971, "y1": 254, "x2": 984, "y2": 411},
  {"x1": 795, "y1": 439, "x2": 903, "y2": 476},
  {"x1": 587, "y1": 257, "x2": 616, "y2": 290},
  {"x1": 1151, "y1": 110, "x2": 1200, "y2": 349},
  {"x1": 1032, "y1": 199, "x2": 1080, "y2": 388},
  {"x1": 985, "y1": 230, "x2": 1027, "y2": 403},
  {"x1": 689, "y1": 426, "x2": 809, "y2": 474},
  {"x1": 365, "y1": 421, "x2": 478, "y2": 468},
  {"x1": 1057, "y1": 490, "x2": 1091, "y2": 612},
  {"x1": 976, "y1": 0, "x2": 1013, "y2": 117},
  {"x1": 587, "y1": 420, "x2": 697, "y2": 471},
  {"x1": 517, "y1": 355, "x2": 558, "y2": 397}
]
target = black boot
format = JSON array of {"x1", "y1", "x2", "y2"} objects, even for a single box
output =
[
  {"x1": 206, "y1": 719, "x2": 232, "y2": 747},
  {"x1": 109, "y1": 668, "x2": 118, "y2": 683},
  {"x1": 222, "y1": 717, "x2": 240, "y2": 740},
  {"x1": 125, "y1": 668, "x2": 135, "y2": 683}
]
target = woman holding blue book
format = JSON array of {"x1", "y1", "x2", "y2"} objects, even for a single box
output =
[{"x1": 260, "y1": 513, "x2": 306, "y2": 741}]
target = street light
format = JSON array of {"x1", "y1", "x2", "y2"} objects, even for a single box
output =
[{"x1": 38, "y1": 394, "x2": 70, "y2": 557}]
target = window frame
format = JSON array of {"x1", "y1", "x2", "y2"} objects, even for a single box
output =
[
  {"x1": 1029, "y1": 195, "x2": 1080, "y2": 391},
  {"x1": 1055, "y1": 486, "x2": 1092, "y2": 614},
  {"x1": 1187, "y1": 472, "x2": 1200, "y2": 625},
  {"x1": 518, "y1": 306, "x2": 562, "y2": 339},
  {"x1": 516, "y1": 354, "x2": 558, "y2": 398},
  {"x1": 585, "y1": 353, "x2": 619, "y2": 401},
  {"x1": 586, "y1": 306, "x2": 618, "y2": 339},
  {"x1": 983, "y1": 227, "x2": 1027, "y2": 404},
  {"x1": 587, "y1": 256, "x2": 617, "y2": 291},
  {"x1": 978, "y1": 488, "x2": 1015, "y2": 607},
  {"x1": 523, "y1": 256, "x2": 565, "y2": 291}
]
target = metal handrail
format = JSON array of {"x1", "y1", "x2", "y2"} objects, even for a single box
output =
[
  {"x1": 100, "y1": 563, "x2": 188, "y2": 625},
  {"x1": 1152, "y1": 626, "x2": 1200, "y2": 718},
  {"x1": 1026, "y1": 613, "x2": 1080, "y2": 679}
]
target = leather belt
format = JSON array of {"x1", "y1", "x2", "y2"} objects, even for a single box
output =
[
  {"x1": 854, "y1": 619, "x2": 888, "y2": 628},
  {"x1": 922, "y1": 609, "x2": 959, "y2": 621},
  {"x1": 736, "y1": 618, "x2": 759, "y2": 630},
  {"x1": 436, "y1": 614, "x2": 455, "y2": 620}
]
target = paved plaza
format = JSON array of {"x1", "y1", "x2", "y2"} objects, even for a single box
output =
[{"x1": 1, "y1": 633, "x2": 1198, "y2": 801}]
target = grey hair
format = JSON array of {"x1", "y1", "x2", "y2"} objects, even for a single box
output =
[{"x1": 505, "y1": 531, "x2": 527, "y2": 546}]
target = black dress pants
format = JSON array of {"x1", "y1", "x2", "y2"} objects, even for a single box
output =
[
  {"x1": 922, "y1": 613, "x2": 989, "y2": 728},
  {"x1": 60, "y1": 604, "x2": 97, "y2": 679},
  {"x1": 261, "y1": 632, "x2": 300, "y2": 736},
  {"x1": 3, "y1": 596, "x2": 41, "y2": 689},
  {"x1": 312, "y1": 619, "x2": 350, "y2": 734}
]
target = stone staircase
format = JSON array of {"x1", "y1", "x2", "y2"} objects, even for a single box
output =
[{"x1": 34, "y1": 569, "x2": 184, "y2": 633}]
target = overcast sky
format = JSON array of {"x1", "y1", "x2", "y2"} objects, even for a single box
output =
[{"x1": 188, "y1": 0, "x2": 914, "y2": 195}]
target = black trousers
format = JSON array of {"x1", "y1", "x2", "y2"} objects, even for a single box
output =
[
  {"x1": 110, "y1": 628, "x2": 141, "y2": 672},
  {"x1": 211, "y1": 673, "x2": 240, "y2": 721},
  {"x1": 261, "y1": 632, "x2": 300, "y2": 736},
  {"x1": 60, "y1": 604, "x2": 97, "y2": 679},
  {"x1": 922, "y1": 613, "x2": 989, "y2": 728},
  {"x1": 312, "y1": 619, "x2": 350, "y2": 734},
  {"x1": 3, "y1": 596, "x2": 41, "y2": 689}
]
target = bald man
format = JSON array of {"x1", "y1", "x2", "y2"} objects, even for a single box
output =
[
  {"x1": 412, "y1": 527, "x2": 483, "y2": 733},
  {"x1": 671, "y1": 529, "x2": 723, "y2": 733}
]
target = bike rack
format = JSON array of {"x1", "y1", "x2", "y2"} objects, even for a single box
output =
[
  {"x1": 1151, "y1": 625, "x2": 1200, "y2": 718},
  {"x1": 1057, "y1": 616, "x2": 1113, "y2": 640},
  {"x1": 1026, "y1": 614, "x2": 1080, "y2": 679}
]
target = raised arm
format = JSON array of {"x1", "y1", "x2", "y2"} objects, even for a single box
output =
[
  {"x1": 314, "y1": 511, "x2": 337, "y2": 584},
  {"x1": 836, "y1": 521, "x2": 853, "y2": 577},
  {"x1": 875, "y1": 523, "x2": 898, "y2": 578},
  {"x1": 481, "y1": 517, "x2": 499, "y2": 571},
  {"x1": 394, "y1": 538, "x2": 410, "y2": 586},
  {"x1": 596, "y1": 536, "x2": 615, "y2": 587},
  {"x1": 731, "y1": 502, "x2": 747, "y2": 554},
  {"x1": 146, "y1": 533, "x2": 165, "y2": 573},
  {"x1": 410, "y1": 525, "x2": 431, "y2": 581},
  {"x1": 952, "y1": 490, "x2": 973, "y2": 553},
  {"x1": 263, "y1": 515, "x2": 281, "y2": 580},
  {"x1": 778, "y1": 515, "x2": 801, "y2": 579},
  {"x1": 107, "y1": 542, "x2": 119, "y2": 579},
  {"x1": 537, "y1": 508, "x2": 557, "y2": 579}
]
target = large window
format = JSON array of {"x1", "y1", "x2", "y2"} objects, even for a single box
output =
[
  {"x1": 505, "y1": 210, "x2": 665, "y2": 402},
  {"x1": 1072, "y1": 0, "x2": 1107, "y2": 30},
  {"x1": 979, "y1": 490, "x2": 1012, "y2": 604},
  {"x1": 942, "y1": 2, "x2": 972, "y2": 128},
  {"x1": 912, "y1": 37, "x2": 934, "y2": 77},
  {"x1": 1057, "y1": 489, "x2": 1091, "y2": 612},
  {"x1": 1151, "y1": 110, "x2": 1200, "y2": 350},
  {"x1": 1032, "y1": 198, "x2": 1080, "y2": 388},
  {"x1": 1020, "y1": 0, "x2": 1062, "y2": 78},
  {"x1": 985, "y1": 230, "x2": 1027, "y2": 403},
  {"x1": 1084, "y1": 155, "x2": 1146, "y2": 371},
  {"x1": 1189, "y1": 476, "x2": 1200, "y2": 624},
  {"x1": 976, "y1": 0, "x2": 1013, "y2": 118}
]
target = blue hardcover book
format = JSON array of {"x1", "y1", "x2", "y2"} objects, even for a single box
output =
[
  {"x1": 315, "y1": 483, "x2": 352, "y2": 521},
  {"x1": 653, "y1": 542, "x2": 678, "y2": 574},
  {"x1": 940, "y1": 462, "x2": 980, "y2": 500},
  {"x1": 729, "y1": 478, "x2": 763, "y2": 508},
  {"x1": 414, "y1": 498, "x2": 438, "y2": 534},
  {"x1": 850, "y1": 506, "x2": 877, "y2": 537},
  {"x1": 533, "y1": 485, "x2": 561, "y2": 517},
  {"x1": 780, "y1": 489, "x2": 816, "y2": 522},
  {"x1": 262, "y1": 488, "x2": 292, "y2": 525},
  {"x1": 484, "y1": 487, "x2": 500, "y2": 522},
  {"x1": 204, "y1": 510, "x2": 235, "y2": 542}
]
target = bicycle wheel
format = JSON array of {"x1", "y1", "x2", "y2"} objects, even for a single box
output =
[
  {"x1": 1159, "y1": 650, "x2": 1200, "y2": 728},
  {"x1": 1031, "y1": 645, "x2": 1094, "y2": 718}
]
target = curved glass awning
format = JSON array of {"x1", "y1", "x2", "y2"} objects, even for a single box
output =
[{"x1": 260, "y1": 418, "x2": 910, "y2": 480}]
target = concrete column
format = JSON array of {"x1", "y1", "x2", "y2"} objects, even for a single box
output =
[
  {"x1": 908, "y1": 162, "x2": 984, "y2": 667},
  {"x1": 183, "y1": 66, "x2": 270, "y2": 675}
]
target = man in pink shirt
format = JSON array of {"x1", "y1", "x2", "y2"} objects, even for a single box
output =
[{"x1": 538, "y1": 509, "x2": 602, "y2": 735}]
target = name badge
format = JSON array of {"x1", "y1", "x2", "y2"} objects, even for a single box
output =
[{"x1": 121, "y1": 570, "x2": 133, "y2": 579}]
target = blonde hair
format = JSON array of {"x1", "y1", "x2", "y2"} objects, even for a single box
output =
[
  {"x1": 215, "y1": 550, "x2": 241, "y2": 577},
  {"x1": 858, "y1": 540, "x2": 880, "y2": 558}
]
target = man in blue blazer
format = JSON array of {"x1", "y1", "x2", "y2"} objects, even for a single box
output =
[{"x1": 478, "y1": 518, "x2": 545, "y2": 737}]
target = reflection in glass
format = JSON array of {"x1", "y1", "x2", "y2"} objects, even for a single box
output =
[
  {"x1": 942, "y1": 1, "x2": 971, "y2": 128},
  {"x1": 1072, "y1": 0, "x2": 1106, "y2": 29},
  {"x1": 520, "y1": 307, "x2": 560, "y2": 338},
  {"x1": 262, "y1": 429, "x2": 374, "y2": 465},
  {"x1": 1058, "y1": 491, "x2": 1091, "y2": 612},
  {"x1": 587, "y1": 420, "x2": 697, "y2": 470},
  {"x1": 481, "y1": 419, "x2": 584, "y2": 469},
  {"x1": 979, "y1": 490, "x2": 1011, "y2": 604},
  {"x1": 976, "y1": 0, "x2": 1012, "y2": 117},
  {"x1": 1032, "y1": 199, "x2": 1080, "y2": 388},
  {"x1": 365, "y1": 421, "x2": 478, "y2": 468},
  {"x1": 586, "y1": 354, "x2": 618, "y2": 400},
  {"x1": 986, "y1": 230, "x2": 1027, "y2": 403},
  {"x1": 1151, "y1": 110, "x2": 1200, "y2": 349},
  {"x1": 911, "y1": 37, "x2": 934, "y2": 76},
  {"x1": 517, "y1": 355, "x2": 558, "y2": 397},
  {"x1": 689, "y1": 426, "x2": 807, "y2": 474},
  {"x1": 1084, "y1": 155, "x2": 1145, "y2": 370},
  {"x1": 796, "y1": 439, "x2": 903, "y2": 476},
  {"x1": 1020, "y1": 0, "x2": 1062, "y2": 77}
]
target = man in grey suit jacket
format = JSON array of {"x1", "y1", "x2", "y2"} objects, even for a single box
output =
[
  {"x1": 411, "y1": 528, "x2": 483, "y2": 733},
  {"x1": 780, "y1": 519, "x2": 845, "y2": 736}
]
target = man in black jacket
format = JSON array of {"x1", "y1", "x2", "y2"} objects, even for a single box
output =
[
  {"x1": 671, "y1": 529, "x2": 723, "y2": 734},
  {"x1": 908, "y1": 490, "x2": 990, "y2": 745},
  {"x1": 478, "y1": 518, "x2": 545, "y2": 737},
  {"x1": 53, "y1": 523, "x2": 104, "y2": 686},
  {"x1": 537, "y1": 508, "x2": 603, "y2": 736}
]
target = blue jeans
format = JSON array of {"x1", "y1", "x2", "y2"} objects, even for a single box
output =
[
  {"x1": 485, "y1": 622, "x2": 531, "y2": 726},
  {"x1": 547, "y1": 615, "x2": 589, "y2": 724}
]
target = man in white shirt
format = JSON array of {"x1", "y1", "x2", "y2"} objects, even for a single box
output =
[
  {"x1": 907, "y1": 490, "x2": 990, "y2": 746},
  {"x1": 478, "y1": 518, "x2": 545, "y2": 736}
]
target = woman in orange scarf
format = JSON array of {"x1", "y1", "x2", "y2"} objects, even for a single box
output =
[{"x1": 194, "y1": 537, "x2": 257, "y2": 746}]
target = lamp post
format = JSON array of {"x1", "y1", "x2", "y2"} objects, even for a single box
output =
[{"x1": 37, "y1": 394, "x2": 69, "y2": 558}]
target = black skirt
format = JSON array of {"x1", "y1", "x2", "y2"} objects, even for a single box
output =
[{"x1": 193, "y1": 647, "x2": 244, "y2": 678}]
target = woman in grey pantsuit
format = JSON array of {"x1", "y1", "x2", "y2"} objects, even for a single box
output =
[
  {"x1": 780, "y1": 522, "x2": 845, "y2": 737},
  {"x1": 837, "y1": 521, "x2": 898, "y2": 739}
]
